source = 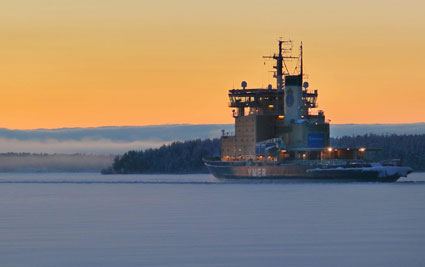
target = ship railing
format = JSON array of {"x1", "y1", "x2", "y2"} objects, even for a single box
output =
[
  {"x1": 278, "y1": 159, "x2": 350, "y2": 166},
  {"x1": 221, "y1": 132, "x2": 235, "y2": 137}
]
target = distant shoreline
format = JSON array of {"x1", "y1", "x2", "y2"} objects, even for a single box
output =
[
  {"x1": 104, "y1": 134, "x2": 425, "y2": 175},
  {"x1": 0, "y1": 131, "x2": 424, "y2": 174},
  {"x1": 0, "y1": 153, "x2": 114, "y2": 173},
  {"x1": 0, "y1": 123, "x2": 423, "y2": 155}
]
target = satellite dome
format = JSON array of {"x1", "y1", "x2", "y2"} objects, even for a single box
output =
[
  {"x1": 241, "y1": 81, "x2": 247, "y2": 89},
  {"x1": 303, "y1": 82, "x2": 309, "y2": 89}
]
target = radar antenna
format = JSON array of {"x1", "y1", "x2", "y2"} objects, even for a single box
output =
[{"x1": 263, "y1": 38, "x2": 298, "y2": 92}]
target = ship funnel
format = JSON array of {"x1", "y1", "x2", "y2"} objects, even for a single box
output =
[{"x1": 284, "y1": 75, "x2": 303, "y2": 123}]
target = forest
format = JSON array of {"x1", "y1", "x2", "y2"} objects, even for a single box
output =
[
  {"x1": 103, "y1": 139, "x2": 220, "y2": 174},
  {"x1": 332, "y1": 134, "x2": 425, "y2": 171},
  {"x1": 103, "y1": 134, "x2": 425, "y2": 174}
]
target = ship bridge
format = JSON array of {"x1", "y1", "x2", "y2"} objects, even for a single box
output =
[
  {"x1": 221, "y1": 40, "x2": 330, "y2": 162},
  {"x1": 228, "y1": 87, "x2": 284, "y2": 117}
]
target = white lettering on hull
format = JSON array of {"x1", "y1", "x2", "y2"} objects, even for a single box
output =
[{"x1": 248, "y1": 168, "x2": 267, "y2": 177}]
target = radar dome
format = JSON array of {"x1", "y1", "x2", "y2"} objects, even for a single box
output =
[
  {"x1": 241, "y1": 81, "x2": 247, "y2": 89},
  {"x1": 303, "y1": 82, "x2": 309, "y2": 89}
]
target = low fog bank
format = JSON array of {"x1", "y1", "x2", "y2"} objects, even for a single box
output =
[
  {"x1": 0, "y1": 123, "x2": 423, "y2": 154},
  {"x1": 0, "y1": 124, "x2": 229, "y2": 154},
  {"x1": 331, "y1": 123, "x2": 425, "y2": 137},
  {"x1": 0, "y1": 153, "x2": 115, "y2": 172},
  {"x1": 1, "y1": 123, "x2": 424, "y2": 142},
  {"x1": 0, "y1": 124, "x2": 232, "y2": 142},
  {"x1": 0, "y1": 138, "x2": 166, "y2": 154}
]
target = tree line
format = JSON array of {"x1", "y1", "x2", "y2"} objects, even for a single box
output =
[
  {"x1": 103, "y1": 134, "x2": 425, "y2": 174},
  {"x1": 102, "y1": 139, "x2": 220, "y2": 174},
  {"x1": 331, "y1": 134, "x2": 425, "y2": 170}
]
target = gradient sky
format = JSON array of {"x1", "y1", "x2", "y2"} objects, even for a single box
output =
[{"x1": 1, "y1": 0, "x2": 424, "y2": 129}]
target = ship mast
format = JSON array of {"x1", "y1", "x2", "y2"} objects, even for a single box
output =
[
  {"x1": 300, "y1": 41, "x2": 303, "y2": 80},
  {"x1": 276, "y1": 40, "x2": 284, "y2": 92},
  {"x1": 264, "y1": 39, "x2": 299, "y2": 92}
]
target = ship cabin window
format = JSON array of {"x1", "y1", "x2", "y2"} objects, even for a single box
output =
[
  {"x1": 309, "y1": 151, "x2": 321, "y2": 160},
  {"x1": 333, "y1": 149, "x2": 355, "y2": 160},
  {"x1": 295, "y1": 152, "x2": 305, "y2": 160}
]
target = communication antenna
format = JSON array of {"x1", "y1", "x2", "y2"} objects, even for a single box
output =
[
  {"x1": 263, "y1": 38, "x2": 298, "y2": 92},
  {"x1": 300, "y1": 41, "x2": 303, "y2": 78}
]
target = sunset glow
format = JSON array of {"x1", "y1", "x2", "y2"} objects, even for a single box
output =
[{"x1": 1, "y1": 0, "x2": 424, "y2": 129}]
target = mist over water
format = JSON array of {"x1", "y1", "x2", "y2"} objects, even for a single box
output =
[
  {"x1": 0, "y1": 172, "x2": 424, "y2": 266},
  {"x1": 0, "y1": 123, "x2": 424, "y2": 154},
  {"x1": 0, "y1": 137, "x2": 166, "y2": 154}
]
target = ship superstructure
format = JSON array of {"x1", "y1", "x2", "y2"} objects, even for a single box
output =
[
  {"x1": 222, "y1": 40, "x2": 329, "y2": 162},
  {"x1": 204, "y1": 40, "x2": 412, "y2": 182}
]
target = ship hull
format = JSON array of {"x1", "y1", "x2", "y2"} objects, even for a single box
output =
[{"x1": 204, "y1": 160, "x2": 411, "y2": 182}]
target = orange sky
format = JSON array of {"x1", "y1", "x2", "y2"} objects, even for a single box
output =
[{"x1": 1, "y1": 0, "x2": 424, "y2": 129}]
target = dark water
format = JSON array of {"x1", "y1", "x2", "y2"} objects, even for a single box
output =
[{"x1": 0, "y1": 172, "x2": 424, "y2": 267}]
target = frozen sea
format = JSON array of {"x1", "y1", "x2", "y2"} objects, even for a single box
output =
[{"x1": 0, "y1": 172, "x2": 424, "y2": 267}]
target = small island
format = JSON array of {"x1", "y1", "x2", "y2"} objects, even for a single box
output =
[{"x1": 102, "y1": 134, "x2": 425, "y2": 174}]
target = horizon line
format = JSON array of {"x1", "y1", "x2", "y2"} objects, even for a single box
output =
[{"x1": 0, "y1": 122, "x2": 424, "y2": 131}]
